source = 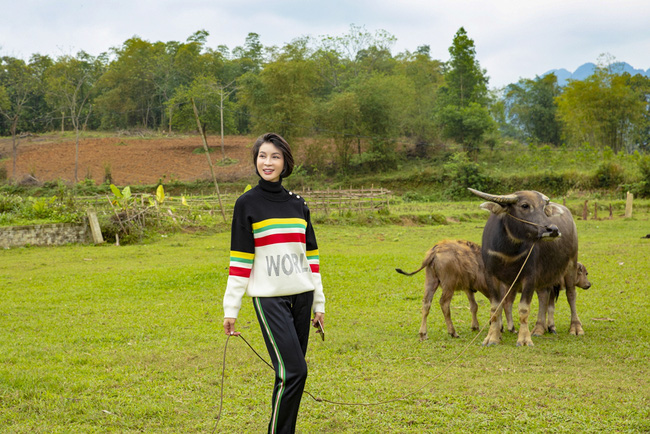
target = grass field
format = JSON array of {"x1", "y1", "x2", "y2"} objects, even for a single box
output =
[{"x1": 1, "y1": 204, "x2": 649, "y2": 433}]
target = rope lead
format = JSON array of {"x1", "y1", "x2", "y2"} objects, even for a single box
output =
[{"x1": 214, "y1": 242, "x2": 536, "y2": 428}]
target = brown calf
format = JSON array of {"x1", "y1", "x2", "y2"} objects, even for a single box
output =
[{"x1": 396, "y1": 240, "x2": 489, "y2": 340}]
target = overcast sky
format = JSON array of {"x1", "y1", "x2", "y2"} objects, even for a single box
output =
[{"x1": 2, "y1": 0, "x2": 648, "y2": 88}]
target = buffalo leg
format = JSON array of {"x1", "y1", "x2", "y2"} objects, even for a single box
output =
[
  {"x1": 439, "y1": 287, "x2": 458, "y2": 338},
  {"x1": 566, "y1": 286, "x2": 584, "y2": 335},
  {"x1": 532, "y1": 288, "x2": 550, "y2": 336},
  {"x1": 517, "y1": 288, "x2": 535, "y2": 347},
  {"x1": 503, "y1": 288, "x2": 517, "y2": 333},
  {"x1": 546, "y1": 292, "x2": 557, "y2": 334},
  {"x1": 482, "y1": 298, "x2": 503, "y2": 346},
  {"x1": 419, "y1": 269, "x2": 440, "y2": 341}
]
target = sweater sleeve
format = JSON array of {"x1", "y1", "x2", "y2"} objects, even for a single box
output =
[
  {"x1": 304, "y1": 205, "x2": 325, "y2": 314},
  {"x1": 223, "y1": 196, "x2": 255, "y2": 319}
]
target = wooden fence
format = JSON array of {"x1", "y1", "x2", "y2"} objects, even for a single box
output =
[
  {"x1": 296, "y1": 186, "x2": 391, "y2": 215},
  {"x1": 73, "y1": 187, "x2": 391, "y2": 222}
]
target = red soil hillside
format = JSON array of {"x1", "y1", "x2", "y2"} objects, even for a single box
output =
[{"x1": 1, "y1": 134, "x2": 259, "y2": 185}]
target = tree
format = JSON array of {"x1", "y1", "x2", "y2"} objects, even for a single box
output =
[
  {"x1": 318, "y1": 91, "x2": 362, "y2": 171},
  {"x1": 45, "y1": 52, "x2": 103, "y2": 182},
  {"x1": 437, "y1": 28, "x2": 493, "y2": 154},
  {"x1": 0, "y1": 56, "x2": 39, "y2": 179},
  {"x1": 167, "y1": 76, "x2": 238, "y2": 158},
  {"x1": 232, "y1": 33, "x2": 265, "y2": 74},
  {"x1": 443, "y1": 27, "x2": 488, "y2": 107},
  {"x1": 239, "y1": 38, "x2": 320, "y2": 141},
  {"x1": 505, "y1": 74, "x2": 562, "y2": 145},
  {"x1": 626, "y1": 74, "x2": 650, "y2": 152},
  {"x1": 353, "y1": 73, "x2": 415, "y2": 169},
  {"x1": 95, "y1": 37, "x2": 164, "y2": 129},
  {"x1": 556, "y1": 63, "x2": 645, "y2": 152},
  {"x1": 396, "y1": 46, "x2": 444, "y2": 145},
  {"x1": 312, "y1": 24, "x2": 397, "y2": 94},
  {"x1": 151, "y1": 31, "x2": 215, "y2": 133}
]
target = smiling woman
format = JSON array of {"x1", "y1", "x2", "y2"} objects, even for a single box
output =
[{"x1": 222, "y1": 132, "x2": 324, "y2": 434}]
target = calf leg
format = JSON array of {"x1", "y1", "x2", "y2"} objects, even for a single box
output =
[
  {"x1": 439, "y1": 287, "x2": 458, "y2": 338},
  {"x1": 532, "y1": 288, "x2": 550, "y2": 336},
  {"x1": 419, "y1": 269, "x2": 440, "y2": 341},
  {"x1": 566, "y1": 286, "x2": 584, "y2": 335},
  {"x1": 465, "y1": 290, "x2": 480, "y2": 331}
]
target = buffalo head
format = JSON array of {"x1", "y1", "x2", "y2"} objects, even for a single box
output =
[{"x1": 468, "y1": 188, "x2": 564, "y2": 241}]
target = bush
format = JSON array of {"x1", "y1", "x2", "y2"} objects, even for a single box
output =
[
  {"x1": 595, "y1": 161, "x2": 625, "y2": 189},
  {"x1": 442, "y1": 152, "x2": 490, "y2": 199},
  {"x1": 636, "y1": 155, "x2": 650, "y2": 198},
  {"x1": 0, "y1": 194, "x2": 22, "y2": 213}
]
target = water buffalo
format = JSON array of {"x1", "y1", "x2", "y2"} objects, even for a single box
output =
[
  {"x1": 468, "y1": 188, "x2": 578, "y2": 347},
  {"x1": 395, "y1": 240, "x2": 489, "y2": 340}
]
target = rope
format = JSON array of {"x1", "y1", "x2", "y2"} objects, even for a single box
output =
[
  {"x1": 507, "y1": 213, "x2": 547, "y2": 227},
  {"x1": 210, "y1": 334, "x2": 231, "y2": 434},
  {"x1": 213, "y1": 242, "x2": 537, "y2": 428}
]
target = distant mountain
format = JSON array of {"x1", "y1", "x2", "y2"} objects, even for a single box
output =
[{"x1": 543, "y1": 62, "x2": 650, "y2": 86}]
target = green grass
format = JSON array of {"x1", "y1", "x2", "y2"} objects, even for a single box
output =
[{"x1": 1, "y1": 206, "x2": 649, "y2": 432}]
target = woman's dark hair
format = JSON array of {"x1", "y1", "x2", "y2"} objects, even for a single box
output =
[{"x1": 252, "y1": 132, "x2": 294, "y2": 179}]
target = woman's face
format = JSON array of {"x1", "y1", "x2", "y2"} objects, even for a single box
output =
[{"x1": 256, "y1": 142, "x2": 284, "y2": 183}]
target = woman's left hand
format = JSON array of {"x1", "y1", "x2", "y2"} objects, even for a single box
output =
[{"x1": 312, "y1": 312, "x2": 324, "y2": 336}]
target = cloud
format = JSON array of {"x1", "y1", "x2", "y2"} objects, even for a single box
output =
[{"x1": 1, "y1": 0, "x2": 648, "y2": 88}]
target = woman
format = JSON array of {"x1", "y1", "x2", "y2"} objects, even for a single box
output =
[{"x1": 223, "y1": 132, "x2": 325, "y2": 434}]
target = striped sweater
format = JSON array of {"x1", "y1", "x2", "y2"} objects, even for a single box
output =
[{"x1": 223, "y1": 179, "x2": 325, "y2": 319}]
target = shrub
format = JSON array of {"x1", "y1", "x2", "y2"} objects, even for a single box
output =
[
  {"x1": 349, "y1": 150, "x2": 399, "y2": 173},
  {"x1": 0, "y1": 194, "x2": 22, "y2": 213},
  {"x1": 442, "y1": 152, "x2": 489, "y2": 199},
  {"x1": 636, "y1": 155, "x2": 650, "y2": 197},
  {"x1": 595, "y1": 161, "x2": 625, "y2": 189}
]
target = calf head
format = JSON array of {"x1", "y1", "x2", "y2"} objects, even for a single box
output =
[{"x1": 576, "y1": 262, "x2": 591, "y2": 289}]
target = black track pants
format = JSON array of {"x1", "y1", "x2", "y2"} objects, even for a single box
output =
[{"x1": 253, "y1": 291, "x2": 313, "y2": 434}]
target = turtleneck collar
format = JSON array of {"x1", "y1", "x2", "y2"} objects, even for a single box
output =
[{"x1": 257, "y1": 178, "x2": 290, "y2": 201}]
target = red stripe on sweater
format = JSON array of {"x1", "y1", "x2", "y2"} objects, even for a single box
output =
[
  {"x1": 229, "y1": 266, "x2": 252, "y2": 278},
  {"x1": 310, "y1": 264, "x2": 319, "y2": 273},
  {"x1": 255, "y1": 232, "x2": 306, "y2": 247}
]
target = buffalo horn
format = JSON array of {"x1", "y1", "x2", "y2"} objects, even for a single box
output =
[{"x1": 467, "y1": 188, "x2": 518, "y2": 204}]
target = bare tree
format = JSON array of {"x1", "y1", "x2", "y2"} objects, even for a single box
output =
[
  {"x1": 45, "y1": 52, "x2": 102, "y2": 183},
  {"x1": 0, "y1": 56, "x2": 37, "y2": 180}
]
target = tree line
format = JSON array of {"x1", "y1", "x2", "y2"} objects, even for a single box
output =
[{"x1": 1, "y1": 25, "x2": 649, "y2": 178}]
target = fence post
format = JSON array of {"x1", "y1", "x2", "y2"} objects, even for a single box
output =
[
  {"x1": 326, "y1": 187, "x2": 330, "y2": 215},
  {"x1": 582, "y1": 200, "x2": 588, "y2": 220},
  {"x1": 594, "y1": 202, "x2": 598, "y2": 220},
  {"x1": 87, "y1": 209, "x2": 104, "y2": 244},
  {"x1": 359, "y1": 186, "x2": 363, "y2": 212},
  {"x1": 625, "y1": 191, "x2": 633, "y2": 218}
]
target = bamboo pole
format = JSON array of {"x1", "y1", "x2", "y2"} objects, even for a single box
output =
[{"x1": 191, "y1": 97, "x2": 227, "y2": 222}]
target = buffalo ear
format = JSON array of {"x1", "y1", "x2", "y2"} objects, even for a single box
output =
[
  {"x1": 480, "y1": 202, "x2": 506, "y2": 214},
  {"x1": 544, "y1": 203, "x2": 565, "y2": 217}
]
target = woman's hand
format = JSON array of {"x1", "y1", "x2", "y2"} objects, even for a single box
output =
[
  {"x1": 223, "y1": 318, "x2": 240, "y2": 336},
  {"x1": 312, "y1": 312, "x2": 325, "y2": 337}
]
